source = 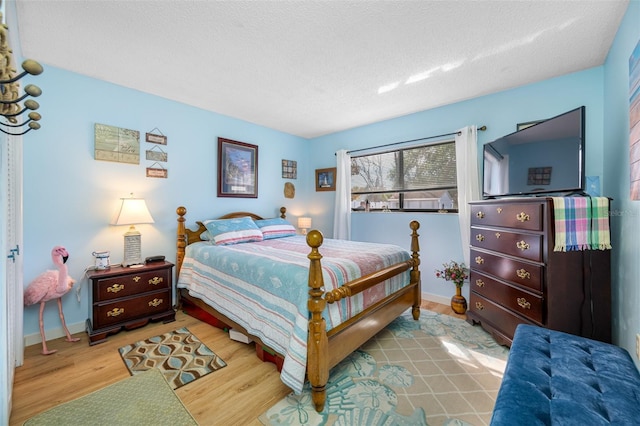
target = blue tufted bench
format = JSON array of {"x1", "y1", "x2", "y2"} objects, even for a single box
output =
[{"x1": 491, "y1": 324, "x2": 640, "y2": 425}]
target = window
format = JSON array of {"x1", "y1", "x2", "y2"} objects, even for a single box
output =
[{"x1": 350, "y1": 141, "x2": 458, "y2": 212}]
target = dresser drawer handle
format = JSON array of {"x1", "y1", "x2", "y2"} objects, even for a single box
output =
[
  {"x1": 476, "y1": 211, "x2": 485, "y2": 219},
  {"x1": 148, "y1": 298, "x2": 163, "y2": 307},
  {"x1": 149, "y1": 276, "x2": 164, "y2": 285},
  {"x1": 516, "y1": 269, "x2": 531, "y2": 279},
  {"x1": 516, "y1": 241, "x2": 530, "y2": 250},
  {"x1": 516, "y1": 212, "x2": 530, "y2": 222},
  {"x1": 496, "y1": 207, "x2": 502, "y2": 214},
  {"x1": 517, "y1": 297, "x2": 531, "y2": 309},
  {"x1": 475, "y1": 279, "x2": 485, "y2": 287},
  {"x1": 133, "y1": 276, "x2": 141, "y2": 282},
  {"x1": 495, "y1": 232, "x2": 501, "y2": 239},
  {"x1": 475, "y1": 234, "x2": 485, "y2": 242},
  {"x1": 475, "y1": 302, "x2": 484, "y2": 310},
  {"x1": 107, "y1": 284, "x2": 124, "y2": 293},
  {"x1": 107, "y1": 307, "x2": 124, "y2": 317},
  {"x1": 475, "y1": 256, "x2": 484, "y2": 265}
]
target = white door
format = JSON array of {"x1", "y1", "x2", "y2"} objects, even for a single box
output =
[{"x1": 0, "y1": 132, "x2": 24, "y2": 423}]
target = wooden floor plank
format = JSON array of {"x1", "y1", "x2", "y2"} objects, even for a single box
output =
[{"x1": 9, "y1": 300, "x2": 461, "y2": 425}]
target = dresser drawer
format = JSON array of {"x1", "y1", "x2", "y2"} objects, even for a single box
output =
[
  {"x1": 469, "y1": 292, "x2": 537, "y2": 342},
  {"x1": 470, "y1": 271, "x2": 543, "y2": 324},
  {"x1": 471, "y1": 249, "x2": 542, "y2": 292},
  {"x1": 470, "y1": 202, "x2": 543, "y2": 231},
  {"x1": 94, "y1": 268, "x2": 171, "y2": 302},
  {"x1": 92, "y1": 289, "x2": 171, "y2": 329},
  {"x1": 471, "y1": 227, "x2": 543, "y2": 262}
]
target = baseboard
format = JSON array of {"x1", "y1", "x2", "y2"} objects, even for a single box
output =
[
  {"x1": 421, "y1": 291, "x2": 450, "y2": 306},
  {"x1": 24, "y1": 320, "x2": 86, "y2": 348}
]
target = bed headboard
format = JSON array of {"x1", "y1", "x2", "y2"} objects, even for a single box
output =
[{"x1": 176, "y1": 206, "x2": 287, "y2": 276}]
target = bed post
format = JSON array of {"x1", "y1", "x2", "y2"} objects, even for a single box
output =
[
  {"x1": 410, "y1": 220, "x2": 421, "y2": 320},
  {"x1": 176, "y1": 206, "x2": 187, "y2": 279},
  {"x1": 306, "y1": 230, "x2": 329, "y2": 413}
]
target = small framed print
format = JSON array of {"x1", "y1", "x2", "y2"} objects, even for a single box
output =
[
  {"x1": 145, "y1": 132, "x2": 167, "y2": 145},
  {"x1": 282, "y1": 159, "x2": 297, "y2": 179},
  {"x1": 218, "y1": 137, "x2": 258, "y2": 198},
  {"x1": 315, "y1": 167, "x2": 336, "y2": 191}
]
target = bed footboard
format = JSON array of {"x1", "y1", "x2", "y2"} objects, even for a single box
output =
[{"x1": 306, "y1": 220, "x2": 421, "y2": 412}]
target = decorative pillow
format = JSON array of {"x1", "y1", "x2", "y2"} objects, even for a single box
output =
[
  {"x1": 254, "y1": 218, "x2": 297, "y2": 240},
  {"x1": 202, "y1": 217, "x2": 263, "y2": 245}
]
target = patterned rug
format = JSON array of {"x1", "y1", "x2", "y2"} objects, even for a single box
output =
[
  {"x1": 259, "y1": 309, "x2": 509, "y2": 426},
  {"x1": 118, "y1": 326, "x2": 226, "y2": 389},
  {"x1": 24, "y1": 368, "x2": 197, "y2": 425}
]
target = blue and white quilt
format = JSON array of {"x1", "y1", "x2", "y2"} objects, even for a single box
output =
[{"x1": 176, "y1": 235, "x2": 411, "y2": 394}]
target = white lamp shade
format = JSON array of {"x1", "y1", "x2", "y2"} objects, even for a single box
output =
[
  {"x1": 298, "y1": 217, "x2": 312, "y2": 230},
  {"x1": 111, "y1": 198, "x2": 155, "y2": 226}
]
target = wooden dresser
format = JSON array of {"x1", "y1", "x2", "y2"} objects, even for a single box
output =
[
  {"x1": 467, "y1": 198, "x2": 611, "y2": 346},
  {"x1": 86, "y1": 261, "x2": 175, "y2": 345}
]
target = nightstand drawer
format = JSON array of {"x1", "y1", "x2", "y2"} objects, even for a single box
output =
[
  {"x1": 470, "y1": 271, "x2": 543, "y2": 324},
  {"x1": 471, "y1": 249, "x2": 543, "y2": 292},
  {"x1": 470, "y1": 203, "x2": 543, "y2": 231},
  {"x1": 94, "y1": 268, "x2": 171, "y2": 302},
  {"x1": 471, "y1": 227, "x2": 542, "y2": 262},
  {"x1": 93, "y1": 289, "x2": 171, "y2": 329}
]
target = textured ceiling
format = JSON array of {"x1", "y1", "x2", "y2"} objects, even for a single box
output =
[{"x1": 15, "y1": 1, "x2": 628, "y2": 138}]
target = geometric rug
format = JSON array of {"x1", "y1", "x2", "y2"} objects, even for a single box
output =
[
  {"x1": 118, "y1": 326, "x2": 226, "y2": 389},
  {"x1": 23, "y1": 368, "x2": 198, "y2": 426},
  {"x1": 259, "y1": 309, "x2": 510, "y2": 426}
]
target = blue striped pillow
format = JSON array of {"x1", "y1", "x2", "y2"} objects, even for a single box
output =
[
  {"x1": 254, "y1": 218, "x2": 296, "y2": 239},
  {"x1": 203, "y1": 217, "x2": 263, "y2": 245}
]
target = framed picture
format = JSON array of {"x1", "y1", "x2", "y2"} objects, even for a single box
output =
[
  {"x1": 315, "y1": 167, "x2": 336, "y2": 191},
  {"x1": 217, "y1": 137, "x2": 258, "y2": 198},
  {"x1": 517, "y1": 120, "x2": 544, "y2": 131}
]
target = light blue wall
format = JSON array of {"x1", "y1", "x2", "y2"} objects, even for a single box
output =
[
  {"x1": 21, "y1": 65, "x2": 310, "y2": 339},
  {"x1": 602, "y1": 0, "x2": 640, "y2": 367},
  {"x1": 308, "y1": 67, "x2": 605, "y2": 303}
]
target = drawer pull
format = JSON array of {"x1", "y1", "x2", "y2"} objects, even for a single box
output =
[
  {"x1": 149, "y1": 276, "x2": 164, "y2": 285},
  {"x1": 496, "y1": 207, "x2": 502, "y2": 214},
  {"x1": 475, "y1": 279, "x2": 485, "y2": 288},
  {"x1": 133, "y1": 276, "x2": 141, "y2": 282},
  {"x1": 516, "y1": 212, "x2": 530, "y2": 222},
  {"x1": 495, "y1": 232, "x2": 501, "y2": 239},
  {"x1": 517, "y1": 297, "x2": 531, "y2": 309},
  {"x1": 475, "y1": 234, "x2": 485, "y2": 242},
  {"x1": 516, "y1": 269, "x2": 531, "y2": 279},
  {"x1": 148, "y1": 298, "x2": 163, "y2": 307},
  {"x1": 516, "y1": 240, "x2": 530, "y2": 250},
  {"x1": 476, "y1": 211, "x2": 485, "y2": 219},
  {"x1": 107, "y1": 307, "x2": 124, "y2": 317},
  {"x1": 475, "y1": 256, "x2": 484, "y2": 265},
  {"x1": 475, "y1": 302, "x2": 484, "y2": 310},
  {"x1": 107, "y1": 284, "x2": 124, "y2": 293}
]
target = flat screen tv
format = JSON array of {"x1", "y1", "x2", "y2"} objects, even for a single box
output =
[{"x1": 482, "y1": 106, "x2": 585, "y2": 198}]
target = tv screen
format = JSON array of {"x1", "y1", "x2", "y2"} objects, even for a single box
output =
[{"x1": 482, "y1": 106, "x2": 585, "y2": 198}]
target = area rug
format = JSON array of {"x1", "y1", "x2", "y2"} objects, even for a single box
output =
[
  {"x1": 259, "y1": 309, "x2": 509, "y2": 426},
  {"x1": 119, "y1": 326, "x2": 226, "y2": 389},
  {"x1": 24, "y1": 368, "x2": 198, "y2": 426}
]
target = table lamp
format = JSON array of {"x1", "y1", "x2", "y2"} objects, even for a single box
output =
[
  {"x1": 298, "y1": 217, "x2": 312, "y2": 235},
  {"x1": 111, "y1": 194, "x2": 154, "y2": 267}
]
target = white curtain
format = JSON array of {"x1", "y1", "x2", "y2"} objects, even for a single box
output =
[
  {"x1": 455, "y1": 126, "x2": 480, "y2": 265},
  {"x1": 333, "y1": 149, "x2": 351, "y2": 239}
]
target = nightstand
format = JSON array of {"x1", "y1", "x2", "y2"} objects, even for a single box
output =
[{"x1": 85, "y1": 261, "x2": 176, "y2": 345}]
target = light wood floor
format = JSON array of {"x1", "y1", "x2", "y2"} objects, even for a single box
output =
[{"x1": 9, "y1": 300, "x2": 464, "y2": 425}]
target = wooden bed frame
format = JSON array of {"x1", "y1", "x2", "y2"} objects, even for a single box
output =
[{"x1": 176, "y1": 206, "x2": 421, "y2": 412}]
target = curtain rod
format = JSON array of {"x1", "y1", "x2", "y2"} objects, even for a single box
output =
[{"x1": 341, "y1": 125, "x2": 487, "y2": 156}]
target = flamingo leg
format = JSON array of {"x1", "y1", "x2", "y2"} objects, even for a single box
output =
[
  {"x1": 38, "y1": 301, "x2": 57, "y2": 355},
  {"x1": 56, "y1": 298, "x2": 80, "y2": 343}
]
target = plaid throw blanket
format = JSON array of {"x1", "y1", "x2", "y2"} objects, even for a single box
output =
[{"x1": 552, "y1": 197, "x2": 612, "y2": 252}]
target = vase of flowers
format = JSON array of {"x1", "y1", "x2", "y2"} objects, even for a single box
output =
[{"x1": 435, "y1": 261, "x2": 469, "y2": 314}]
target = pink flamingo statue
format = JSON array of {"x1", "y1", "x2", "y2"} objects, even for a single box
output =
[{"x1": 24, "y1": 246, "x2": 80, "y2": 355}]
